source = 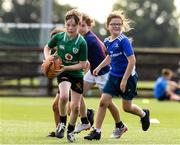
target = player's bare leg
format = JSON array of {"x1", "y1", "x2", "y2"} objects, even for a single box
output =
[
  {"x1": 74, "y1": 82, "x2": 94, "y2": 133},
  {"x1": 67, "y1": 90, "x2": 82, "y2": 142},
  {"x1": 47, "y1": 92, "x2": 60, "y2": 137},
  {"x1": 53, "y1": 93, "x2": 60, "y2": 127},
  {"x1": 84, "y1": 93, "x2": 110, "y2": 140},
  {"x1": 122, "y1": 99, "x2": 150, "y2": 131},
  {"x1": 55, "y1": 81, "x2": 71, "y2": 138}
]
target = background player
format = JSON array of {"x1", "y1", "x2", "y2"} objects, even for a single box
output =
[{"x1": 154, "y1": 68, "x2": 180, "y2": 101}]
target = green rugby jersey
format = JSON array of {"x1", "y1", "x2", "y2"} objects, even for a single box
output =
[{"x1": 48, "y1": 32, "x2": 88, "y2": 77}]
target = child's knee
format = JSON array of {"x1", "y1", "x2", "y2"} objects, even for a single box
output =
[
  {"x1": 52, "y1": 103, "x2": 59, "y2": 112},
  {"x1": 123, "y1": 105, "x2": 131, "y2": 113},
  {"x1": 99, "y1": 99, "x2": 109, "y2": 108}
]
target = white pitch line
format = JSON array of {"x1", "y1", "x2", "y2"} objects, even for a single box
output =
[{"x1": 150, "y1": 118, "x2": 160, "y2": 124}]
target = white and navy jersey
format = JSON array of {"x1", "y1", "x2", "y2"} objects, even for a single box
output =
[{"x1": 104, "y1": 34, "x2": 136, "y2": 77}]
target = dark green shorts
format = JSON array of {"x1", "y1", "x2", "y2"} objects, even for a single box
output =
[
  {"x1": 57, "y1": 72, "x2": 83, "y2": 94},
  {"x1": 102, "y1": 73, "x2": 138, "y2": 100}
]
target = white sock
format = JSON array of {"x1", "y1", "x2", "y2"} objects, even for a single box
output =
[
  {"x1": 141, "y1": 111, "x2": 146, "y2": 118},
  {"x1": 96, "y1": 128, "x2": 101, "y2": 133}
]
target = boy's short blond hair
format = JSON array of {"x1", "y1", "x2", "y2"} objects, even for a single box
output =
[{"x1": 81, "y1": 12, "x2": 94, "y2": 27}]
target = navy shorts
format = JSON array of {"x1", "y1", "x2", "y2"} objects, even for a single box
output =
[
  {"x1": 102, "y1": 73, "x2": 138, "y2": 100},
  {"x1": 158, "y1": 94, "x2": 170, "y2": 101}
]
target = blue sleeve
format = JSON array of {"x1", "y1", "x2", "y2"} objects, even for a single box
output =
[
  {"x1": 121, "y1": 38, "x2": 134, "y2": 56},
  {"x1": 104, "y1": 39, "x2": 110, "y2": 55}
]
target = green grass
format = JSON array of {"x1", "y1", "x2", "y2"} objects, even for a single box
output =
[
  {"x1": 1, "y1": 78, "x2": 155, "y2": 89},
  {"x1": 0, "y1": 97, "x2": 180, "y2": 144}
]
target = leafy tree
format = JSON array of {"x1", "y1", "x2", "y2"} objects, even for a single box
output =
[
  {"x1": 113, "y1": 0, "x2": 180, "y2": 47},
  {"x1": 0, "y1": 0, "x2": 41, "y2": 23},
  {"x1": 0, "y1": 0, "x2": 72, "y2": 23},
  {"x1": 0, "y1": 0, "x2": 73, "y2": 46},
  {"x1": 53, "y1": 2, "x2": 73, "y2": 24}
]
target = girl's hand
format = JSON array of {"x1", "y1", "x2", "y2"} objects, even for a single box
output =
[
  {"x1": 93, "y1": 67, "x2": 101, "y2": 76},
  {"x1": 120, "y1": 79, "x2": 127, "y2": 93}
]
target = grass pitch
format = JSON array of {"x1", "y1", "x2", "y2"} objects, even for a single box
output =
[{"x1": 0, "y1": 97, "x2": 180, "y2": 144}]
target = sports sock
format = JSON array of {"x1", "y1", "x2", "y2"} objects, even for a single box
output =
[
  {"x1": 67, "y1": 124, "x2": 75, "y2": 133},
  {"x1": 116, "y1": 121, "x2": 124, "y2": 128},
  {"x1": 87, "y1": 109, "x2": 90, "y2": 116},
  {"x1": 141, "y1": 111, "x2": 146, "y2": 118},
  {"x1": 81, "y1": 117, "x2": 89, "y2": 124},
  {"x1": 96, "y1": 128, "x2": 101, "y2": 133},
  {"x1": 60, "y1": 115, "x2": 67, "y2": 125}
]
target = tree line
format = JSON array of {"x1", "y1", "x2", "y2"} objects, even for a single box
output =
[{"x1": 0, "y1": 0, "x2": 179, "y2": 47}]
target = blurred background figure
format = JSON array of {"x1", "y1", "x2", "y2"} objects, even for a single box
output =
[{"x1": 154, "y1": 68, "x2": 180, "y2": 102}]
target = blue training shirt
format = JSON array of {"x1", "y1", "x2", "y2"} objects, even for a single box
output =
[
  {"x1": 154, "y1": 76, "x2": 167, "y2": 98},
  {"x1": 84, "y1": 31, "x2": 109, "y2": 75},
  {"x1": 104, "y1": 33, "x2": 135, "y2": 77}
]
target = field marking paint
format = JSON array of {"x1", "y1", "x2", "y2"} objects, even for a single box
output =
[
  {"x1": 142, "y1": 99, "x2": 150, "y2": 104},
  {"x1": 150, "y1": 118, "x2": 160, "y2": 124}
]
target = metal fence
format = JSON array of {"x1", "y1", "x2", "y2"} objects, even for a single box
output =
[{"x1": 0, "y1": 47, "x2": 180, "y2": 96}]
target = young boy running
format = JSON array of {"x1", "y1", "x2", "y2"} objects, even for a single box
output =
[{"x1": 44, "y1": 9, "x2": 88, "y2": 142}]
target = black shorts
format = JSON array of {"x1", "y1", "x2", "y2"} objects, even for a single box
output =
[
  {"x1": 158, "y1": 94, "x2": 170, "y2": 101},
  {"x1": 57, "y1": 72, "x2": 83, "y2": 94}
]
